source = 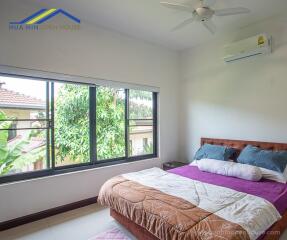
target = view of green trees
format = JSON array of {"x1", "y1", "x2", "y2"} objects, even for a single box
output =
[
  {"x1": 0, "y1": 83, "x2": 153, "y2": 175},
  {"x1": 0, "y1": 111, "x2": 46, "y2": 175},
  {"x1": 54, "y1": 85, "x2": 153, "y2": 163},
  {"x1": 96, "y1": 87, "x2": 125, "y2": 160},
  {"x1": 54, "y1": 85, "x2": 126, "y2": 163},
  {"x1": 54, "y1": 84, "x2": 90, "y2": 164},
  {"x1": 0, "y1": 111, "x2": 21, "y2": 174},
  {"x1": 129, "y1": 90, "x2": 153, "y2": 119}
]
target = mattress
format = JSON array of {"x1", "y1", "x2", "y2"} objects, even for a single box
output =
[
  {"x1": 99, "y1": 166, "x2": 287, "y2": 240},
  {"x1": 169, "y1": 165, "x2": 287, "y2": 215}
]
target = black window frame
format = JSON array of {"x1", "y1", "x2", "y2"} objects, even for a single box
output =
[{"x1": 0, "y1": 74, "x2": 158, "y2": 184}]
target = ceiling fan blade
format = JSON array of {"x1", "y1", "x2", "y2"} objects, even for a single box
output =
[
  {"x1": 171, "y1": 17, "x2": 195, "y2": 31},
  {"x1": 160, "y1": 2, "x2": 194, "y2": 12},
  {"x1": 214, "y1": 7, "x2": 250, "y2": 16},
  {"x1": 202, "y1": 19, "x2": 216, "y2": 34}
]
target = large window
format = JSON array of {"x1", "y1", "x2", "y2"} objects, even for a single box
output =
[{"x1": 0, "y1": 75, "x2": 158, "y2": 183}]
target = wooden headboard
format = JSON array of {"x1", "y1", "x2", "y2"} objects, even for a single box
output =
[{"x1": 201, "y1": 137, "x2": 287, "y2": 160}]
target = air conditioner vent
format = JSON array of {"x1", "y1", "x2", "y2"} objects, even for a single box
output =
[{"x1": 224, "y1": 34, "x2": 271, "y2": 63}]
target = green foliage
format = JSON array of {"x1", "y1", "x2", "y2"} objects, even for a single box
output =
[
  {"x1": 54, "y1": 85, "x2": 126, "y2": 162},
  {"x1": 129, "y1": 90, "x2": 152, "y2": 101},
  {"x1": 54, "y1": 86, "x2": 153, "y2": 162},
  {"x1": 0, "y1": 111, "x2": 30, "y2": 174},
  {"x1": 12, "y1": 146, "x2": 46, "y2": 170},
  {"x1": 129, "y1": 90, "x2": 153, "y2": 119},
  {"x1": 54, "y1": 84, "x2": 89, "y2": 163},
  {"x1": 0, "y1": 111, "x2": 13, "y2": 174},
  {"x1": 129, "y1": 103, "x2": 152, "y2": 119},
  {"x1": 96, "y1": 87, "x2": 125, "y2": 160}
]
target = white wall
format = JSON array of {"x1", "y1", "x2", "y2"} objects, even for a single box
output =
[
  {"x1": 179, "y1": 14, "x2": 287, "y2": 162},
  {"x1": 0, "y1": 1, "x2": 180, "y2": 222},
  {"x1": 3, "y1": 1, "x2": 287, "y2": 223}
]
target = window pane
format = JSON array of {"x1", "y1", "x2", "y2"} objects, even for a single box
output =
[
  {"x1": 54, "y1": 82, "x2": 90, "y2": 166},
  {"x1": 129, "y1": 90, "x2": 153, "y2": 119},
  {"x1": 0, "y1": 128, "x2": 48, "y2": 176},
  {"x1": 129, "y1": 126, "x2": 153, "y2": 156},
  {"x1": 0, "y1": 76, "x2": 46, "y2": 119},
  {"x1": 96, "y1": 87, "x2": 125, "y2": 160},
  {"x1": 0, "y1": 76, "x2": 48, "y2": 176}
]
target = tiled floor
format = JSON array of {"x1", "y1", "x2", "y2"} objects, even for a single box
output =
[
  {"x1": 0, "y1": 204, "x2": 136, "y2": 240},
  {"x1": 0, "y1": 203, "x2": 286, "y2": 240}
]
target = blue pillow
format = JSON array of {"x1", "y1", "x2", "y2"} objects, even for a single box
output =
[
  {"x1": 237, "y1": 145, "x2": 287, "y2": 173},
  {"x1": 194, "y1": 144, "x2": 236, "y2": 161}
]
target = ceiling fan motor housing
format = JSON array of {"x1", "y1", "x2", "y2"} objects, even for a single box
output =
[{"x1": 195, "y1": 7, "x2": 214, "y2": 21}]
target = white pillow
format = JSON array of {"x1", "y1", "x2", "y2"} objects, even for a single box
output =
[
  {"x1": 190, "y1": 160, "x2": 199, "y2": 166},
  {"x1": 260, "y1": 166, "x2": 287, "y2": 183},
  {"x1": 197, "y1": 158, "x2": 262, "y2": 181}
]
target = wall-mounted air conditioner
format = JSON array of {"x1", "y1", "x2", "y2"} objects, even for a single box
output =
[{"x1": 224, "y1": 33, "x2": 272, "y2": 63}]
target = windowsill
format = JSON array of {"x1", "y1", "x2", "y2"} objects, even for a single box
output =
[{"x1": 0, "y1": 156, "x2": 161, "y2": 186}]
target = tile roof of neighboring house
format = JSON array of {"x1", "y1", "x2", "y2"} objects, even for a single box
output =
[{"x1": 0, "y1": 87, "x2": 45, "y2": 109}]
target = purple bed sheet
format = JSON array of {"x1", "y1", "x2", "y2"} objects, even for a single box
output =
[{"x1": 169, "y1": 165, "x2": 287, "y2": 215}]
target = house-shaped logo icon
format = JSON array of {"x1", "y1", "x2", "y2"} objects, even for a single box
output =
[{"x1": 10, "y1": 9, "x2": 80, "y2": 25}]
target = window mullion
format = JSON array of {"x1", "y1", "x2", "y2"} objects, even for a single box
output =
[
  {"x1": 46, "y1": 81, "x2": 50, "y2": 169},
  {"x1": 153, "y1": 92, "x2": 158, "y2": 157},
  {"x1": 125, "y1": 89, "x2": 129, "y2": 159},
  {"x1": 51, "y1": 82, "x2": 56, "y2": 169},
  {"x1": 89, "y1": 87, "x2": 97, "y2": 164}
]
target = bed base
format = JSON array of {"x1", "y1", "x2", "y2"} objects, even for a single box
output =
[
  {"x1": 110, "y1": 209, "x2": 159, "y2": 240},
  {"x1": 111, "y1": 208, "x2": 287, "y2": 240}
]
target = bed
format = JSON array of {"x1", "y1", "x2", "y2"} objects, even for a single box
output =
[{"x1": 99, "y1": 138, "x2": 287, "y2": 240}]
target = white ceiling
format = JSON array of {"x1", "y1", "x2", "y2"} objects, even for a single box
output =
[{"x1": 29, "y1": 0, "x2": 287, "y2": 49}]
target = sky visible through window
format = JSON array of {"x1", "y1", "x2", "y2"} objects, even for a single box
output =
[
  {"x1": 0, "y1": 76, "x2": 152, "y2": 108},
  {"x1": 0, "y1": 76, "x2": 45, "y2": 100},
  {"x1": 0, "y1": 76, "x2": 63, "y2": 101}
]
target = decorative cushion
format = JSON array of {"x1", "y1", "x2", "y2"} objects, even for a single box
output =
[
  {"x1": 197, "y1": 158, "x2": 262, "y2": 181},
  {"x1": 237, "y1": 145, "x2": 287, "y2": 173},
  {"x1": 194, "y1": 144, "x2": 236, "y2": 161}
]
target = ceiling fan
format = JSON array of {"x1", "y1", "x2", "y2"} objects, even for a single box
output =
[{"x1": 160, "y1": 0, "x2": 250, "y2": 34}]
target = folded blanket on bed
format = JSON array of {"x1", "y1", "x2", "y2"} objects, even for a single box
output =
[{"x1": 99, "y1": 168, "x2": 281, "y2": 240}]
